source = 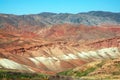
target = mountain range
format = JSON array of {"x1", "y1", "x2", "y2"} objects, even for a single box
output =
[{"x1": 0, "y1": 11, "x2": 120, "y2": 28}]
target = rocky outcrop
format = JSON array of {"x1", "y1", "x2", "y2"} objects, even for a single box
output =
[{"x1": 87, "y1": 36, "x2": 120, "y2": 49}]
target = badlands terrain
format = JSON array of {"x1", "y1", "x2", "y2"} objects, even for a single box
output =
[{"x1": 0, "y1": 11, "x2": 120, "y2": 79}]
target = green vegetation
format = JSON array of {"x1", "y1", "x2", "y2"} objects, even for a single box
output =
[
  {"x1": 0, "y1": 69, "x2": 48, "y2": 80},
  {"x1": 74, "y1": 67, "x2": 96, "y2": 77},
  {"x1": 58, "y1": 60, "x2": 106, "y2": 78},
  {"x1": 58, "y1": 69, "x2": 73, "y2": 76},
  {"x1": 58, "y1": 67, "x2": 96, "y2": 77}
]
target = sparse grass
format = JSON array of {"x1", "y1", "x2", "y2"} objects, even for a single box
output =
[
  {"x1": 112, "y1": 63, "x2": 120, "y2": 75},
  {"x1": 112, "y1": 72, "x2": 120, "y2": 75},
  {"x1": 115, "y1": 63, "x2": 120, "y2": 68},
  {"x1": 96, "y1": 60, "x2": 105, "y2": 67},
  {"x1": 58, "y1": 60, "x2": 105, "y2": 77},
  {"x1": 57, "y1": 60, "x2": 114, "y2": 80},
  {"x1": 74, "y1": 67, "x2": 96, "y2": 77},
  {"x1": 0, "y1": 69, "x2": 49, "y2": 80},
  {"x1": 81, "y1": 74, "x2": 120, "y2": 80},
  {"x1": 58, "y1": 69, "x2": 73, "y2": 76},
  {"x1": 58, "y1": 67, "x2": 96, "y2": 77}
]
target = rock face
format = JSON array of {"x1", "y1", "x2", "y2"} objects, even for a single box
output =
[{"x1": 0, "y1": 11, "x2": 120, "y2": 28}]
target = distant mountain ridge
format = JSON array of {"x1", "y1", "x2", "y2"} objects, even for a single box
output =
[{"x1": 0, "y1": 11, "x2": 120, "y2": 28}]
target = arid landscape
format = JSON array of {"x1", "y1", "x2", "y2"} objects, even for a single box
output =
[{"x1": 0, "y1": 11, "x2": 120, "y2": 80}]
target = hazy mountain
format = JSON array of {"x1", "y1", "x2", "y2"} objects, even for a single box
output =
[{"x1": 0, "y1": 11, "x2": 120, "y2": 28}]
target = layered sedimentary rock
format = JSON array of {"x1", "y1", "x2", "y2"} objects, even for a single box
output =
[
  {"x1": 0, "y1": 11, "x2": 120, "y2": 74},
  {"x1": 0, "y1": 36, "x2": 120, "y2": 74}
]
